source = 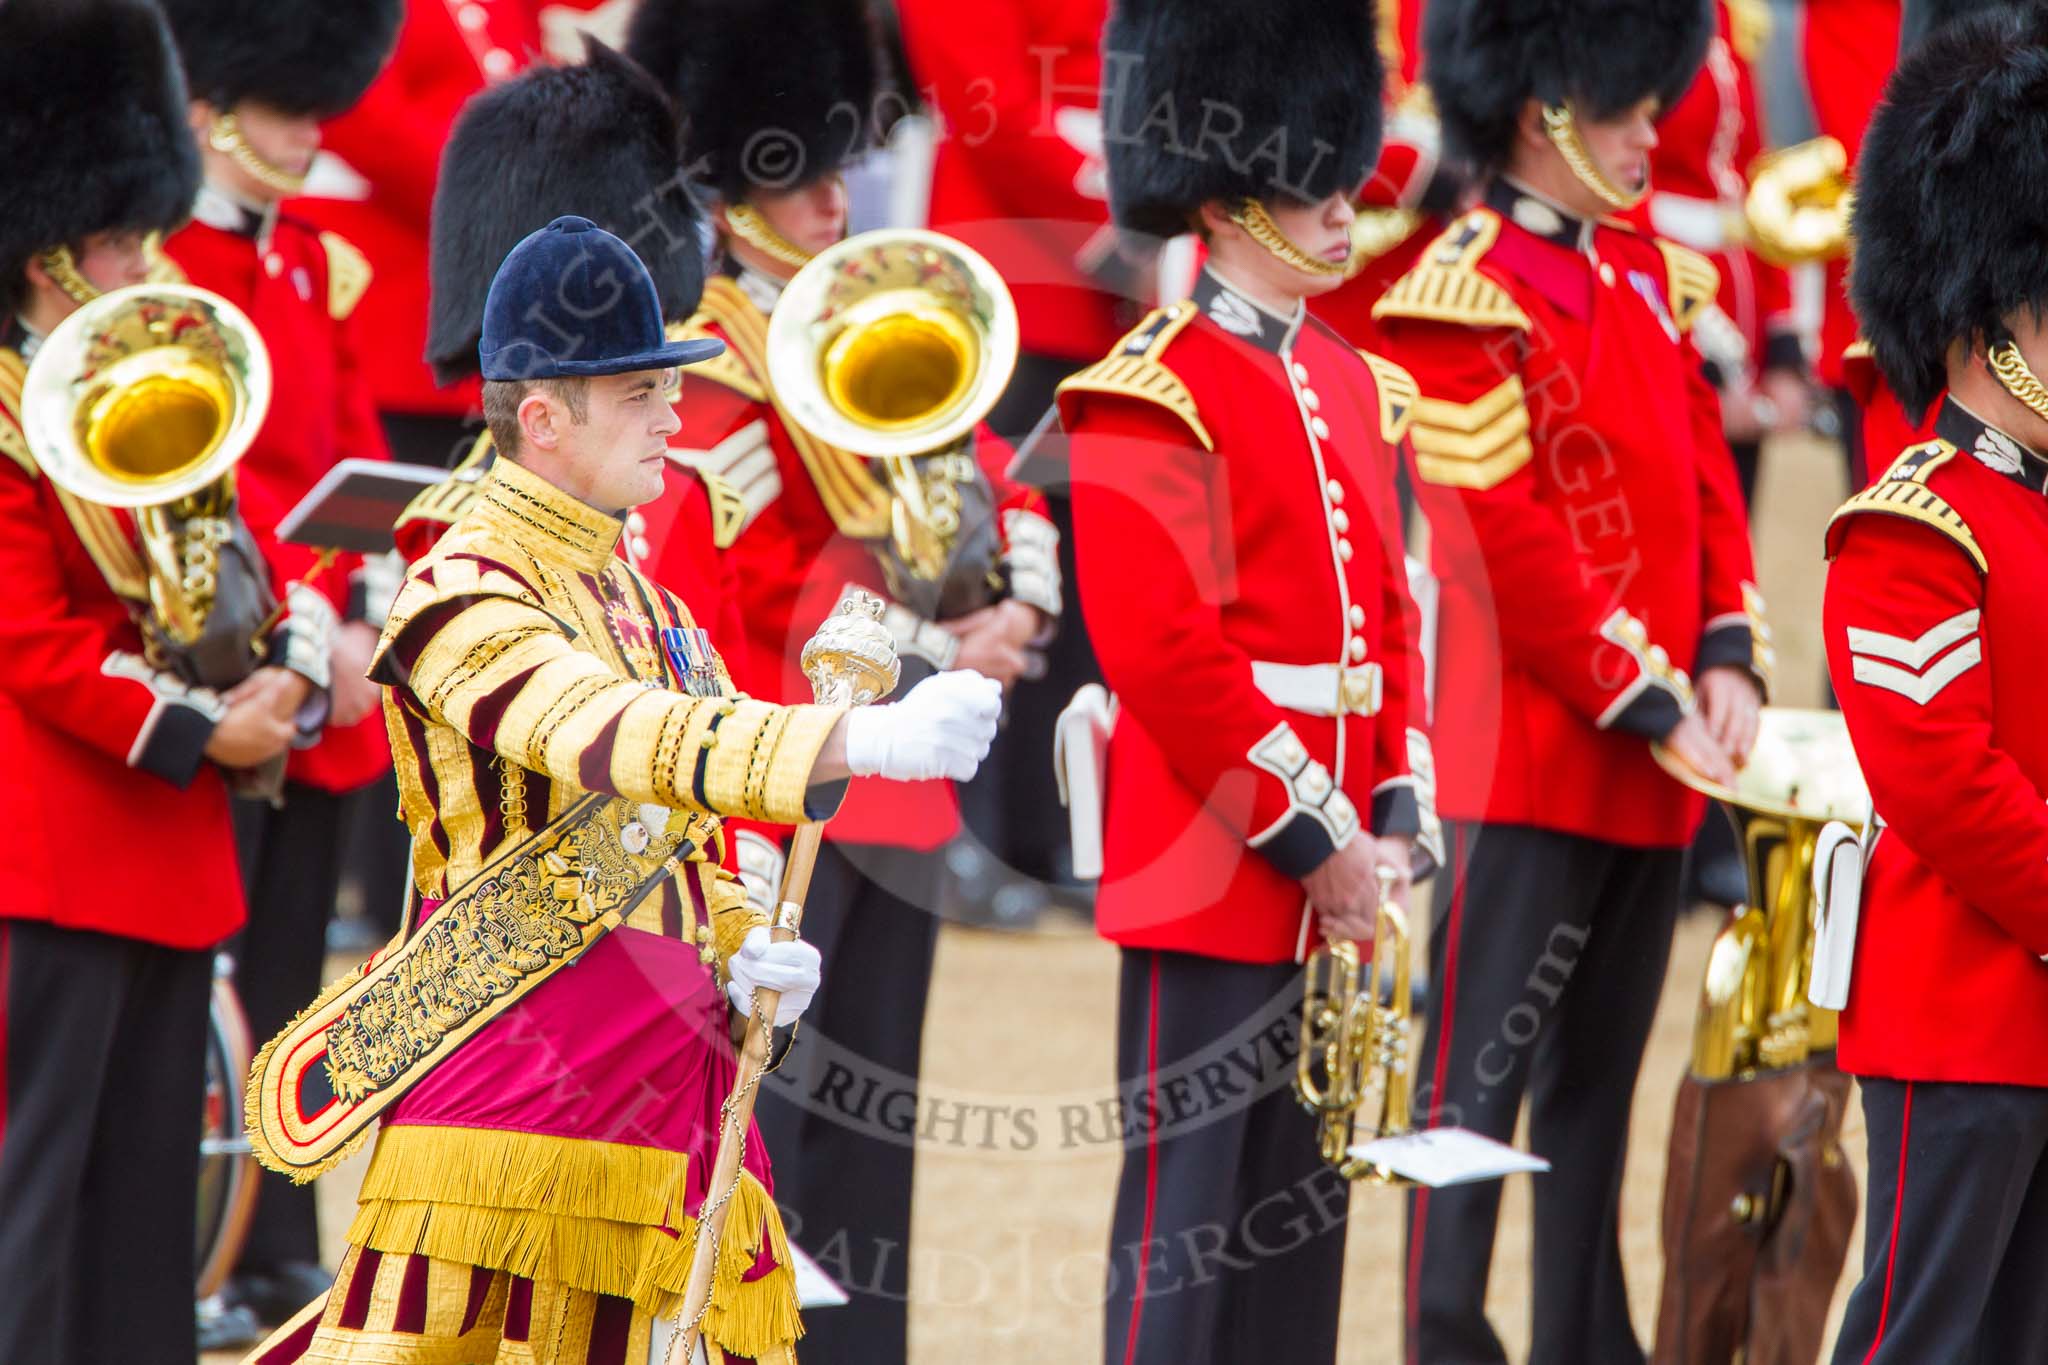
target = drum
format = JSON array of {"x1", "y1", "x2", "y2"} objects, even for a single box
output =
[{"x1": 197, "y1": 953, "x2": 259, "y2": 1297}]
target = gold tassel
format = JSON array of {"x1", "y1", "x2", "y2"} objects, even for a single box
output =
[{"x1": 346, "y1": 1125, "x2": 803, "y2": 1357}]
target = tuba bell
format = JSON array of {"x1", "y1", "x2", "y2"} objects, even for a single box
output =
[
  {"x1": 22, "y1": 283, "x2": 276, "y2": 686},
  {"x1": 1295, "y1": 865, "x2": 1417, "y2": 1181},
  {"x1": 766, "y1": 229, "x2": 1019, "y2": 614}
]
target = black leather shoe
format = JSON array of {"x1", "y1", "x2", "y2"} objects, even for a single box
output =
[
  {"x1": 230, "y1": 1261, "x2": 335, "y2": 1327},
  {"x1": 196, "y1": 1294, "x2": 262, "y2": 1351}
]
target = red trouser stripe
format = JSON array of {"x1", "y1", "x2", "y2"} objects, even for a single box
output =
[
  {"x1": 1407, "y1": 825, "x2": 1466, "y2": 1365},
  {"x1": 1862, "y1": 1080, "x2": 1915, "y2": 1364},
  {"x1": 1122, "y1": 951, "x2": 1163, "y2": 1365}
]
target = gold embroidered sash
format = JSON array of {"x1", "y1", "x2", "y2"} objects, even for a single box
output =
[{"x1": 247, "y1": 792, "x2": 692, "y2": 1181}]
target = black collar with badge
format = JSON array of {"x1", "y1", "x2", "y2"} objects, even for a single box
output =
[
  {"x1": 1937, "y1": 397, "x2": 2048, "y2": 496},
  {"x1": 1192, "y1": 267, "x2": 1305, "y2": 356}
]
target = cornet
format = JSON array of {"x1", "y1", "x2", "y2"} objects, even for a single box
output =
[{"x1": 1296, "y1": 864, "x2": 1416, "y2": 1181}]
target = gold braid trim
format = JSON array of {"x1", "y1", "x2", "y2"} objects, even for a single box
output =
[
  {"x1": 1990, "y1": 342, "x2": 2048, "y2": 424},
  {"x1": 1409, "y1": 375, "x2": 1535, "y2": 490},
  {"x1": 1373, "y1": 212, "x2": 1531, "y2": 332},
  {"x1": 1055, "y1": 303, "x2": 1213, "y2": 450},
  {"x1": 1542, "y1": 104, "x2": 1647, "y2": 211},
  {"x1": 1655, "y1": 240, "x2": 1722, "y2": 336},
  {"x1": 1228, "y1": 198, "x2": 1349, "y2": 276},
  {"x1": 1359, "y1": 351, "x2": 1419, "y2": 443},
  {"x1": 1825, "y1": 439, "x2": 1987, "y2": 575},
  {"x1": 318, "y1": 231, "x2": 373, "y2": 322},
  {"x1": 348, "y1": 1125, "x2": 803, "y2": 1352}
]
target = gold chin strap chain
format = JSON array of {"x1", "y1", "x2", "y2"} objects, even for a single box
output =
[
  {"x1": 208, "y1": 111, "x2": 307, "y2": 197},
  {"x1": 1542, "y1": 103, "x2": 1648, "y2": 212},
  {"x1": 1230, "y1": 198, "x2": 1350, "y2": 277},
  {"x1": 1989, "y1": 341, "x2": 2048, "y2": 423},
  {"x1": 35, "y1": 247, "x2": 100, "y2": 307},
  {"x1": 724, "y1": 202, "x2": 814, "y2": 272}
]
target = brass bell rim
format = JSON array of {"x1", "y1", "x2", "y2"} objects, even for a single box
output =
[
  {"x1": 766, "y1": 227, "x2": 1020, "y2": 461},
  {"x1": 21, "y1": 283, "x2": 272, "y2": 510}
]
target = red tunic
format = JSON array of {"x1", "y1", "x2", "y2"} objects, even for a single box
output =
[
  {"x1": 0, "y1": 346, "x2": 245, "y2": 948},
  {"x1": 1823, "y1": 399, "x2": 2048, "y2": 1086},
  {"x1": 1373, "y1": 184, "x2": 1767, "y2": 848},
  {"x1": 166, "y1": 204, "x2": 395, "y2": 793},
  {"x1": 1060, "y1": 270, "x2": 1433, "y2": 963},
  {"x1": 1802, "y1": 0, "x2": 1901, "y2": 388},
  {"x1": 1633, "y1": 1, "x2": 1801, "y2": 384},
  {"x1": 895, "y1": 0, "x2": 1129, "y2": 364},
  {"x1": 294, "y1": 0, "x2": 616, "y2": 418}
]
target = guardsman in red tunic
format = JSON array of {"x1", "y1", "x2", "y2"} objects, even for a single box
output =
[
  {"x1": 1638, "y1": 0, "x2": 1811, "y2": 504},
  {"x1": 1822, "y1": 12, "x2": 2048, "y2": 1359},
  {"x1": 1371, "y1": 1, "x2": 1772, "y2": 1359},
  {"x1": 294, "y1": 0, "x2": 622, "y2": 469},
  {"x1": 1062, "y1": 1, "x2": 1437, "y2": 1358},
  {"x1": 625, "y1": 5, "x2": 1063, "y2": 1357},
  {"x1": 155, "y1": 0, "x2": 404, "y2": 1323},
  {"x1": 0, "y1": 4, "x2": 318, "y2": 1360},
  {"x1": 413, "y1": 40, "x2": 745, "y2": 654}
]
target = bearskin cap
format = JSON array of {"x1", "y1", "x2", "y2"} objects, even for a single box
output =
[
  {"x1": 426, "y1": 40, "x2": 708, "y2": 386},
  {"x1": 626, "y1": 0, "x2": 882, "y2": 199},
  {"x1": 0, "y1": 0, "x2": 198, "y2": 280},
  {"x1": 1100, "y1": 0, "x2": 1384, "y2": 241},
  {"x1": 1900, "y1": 0, "x2": 2016, "y2": 52},
  {"x1": 1852, "y1": 7, "x2": 2048, "y2": 420},
  {"x1": 1423, "y1": 0, "x2": 1713, "y2": 175},
  {"x1": 156, "y1": 0, "x2": 401, "y2": 117}
]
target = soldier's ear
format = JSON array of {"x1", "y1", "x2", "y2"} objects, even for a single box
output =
[
  {"x1": 517, "y1": 389, "x2": 561, "y2": 454},
  {"x1": 1514, "y1": 100, "x2": 1549, "y2": 154}
]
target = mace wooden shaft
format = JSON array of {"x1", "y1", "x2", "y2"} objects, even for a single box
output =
[{"x1": 673, "y1": 821, "x2": 825, "y2": 1357}]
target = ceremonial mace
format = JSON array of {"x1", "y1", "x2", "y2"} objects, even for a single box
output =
[{"x1": 667, "y1": 591, "x2": 901, "y2": 1363}]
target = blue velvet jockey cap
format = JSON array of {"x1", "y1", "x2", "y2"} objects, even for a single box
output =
[{"x1": 478, "y1": 215, "x2": 725, "y2": 380}]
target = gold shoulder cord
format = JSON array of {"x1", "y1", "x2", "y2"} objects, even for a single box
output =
[
  {"x1": 1989, "y1": 342, "x2": 2048, "y2": 423},
  {"x1": 1542, "y1": 104, "x2": 1647, "y2": 212},
  {"x1": 724, "y1": 202, "x2": 814, "y2": 271},
  {"x1": 1229, "y1": 198, "x2": 1350, "y2": 277}
]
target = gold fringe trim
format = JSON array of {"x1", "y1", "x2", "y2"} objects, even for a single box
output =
[{"x1": 347, "y1": 1125, "x2": 802, "y2": 1357}]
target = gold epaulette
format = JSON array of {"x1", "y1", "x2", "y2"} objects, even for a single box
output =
[
  {"x1": 1409, "y1": 375, "x2": 1534, "y2": 491},
  {"x1": 1372, "y1": 211, "x2": 1531, "y2": 332},
  {"x1": 1826, "y1": 439, "x2": 1987, "y2": 574},
  {"x1": 1056, "y1": 303, "x2": 1213, "y2": 451},
  {"x1": 699, "y1": 468, "x2": 748, "y2": 550},
  {"x1": 1655, "y1": 240, "x2": 1721, "y2": 336},
  {"x1": 1359, "y1": 351, "x2": 1418, "y2": 444},
  {"x1": 1728, "y1": 0, "x2": 1773, "y2": 62},
  {"x1": 671, "y1": 311, "x2": 766, "y2": 403},
  {"x1": 319, "y1": 231, "x2": 373, "y2": 323},
  {"x1": 0, "y1": 348, "x2": 35, "y2": 478}
]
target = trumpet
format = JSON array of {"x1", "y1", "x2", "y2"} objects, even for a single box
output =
[
  {"x1": 21, "y1": 283, "x2": 275, "y2": 686},
  {"x1": 1296, "y1": 864, "x2": 1416, "y2": 1181},
  {"x1": 766, "y1": 229, "x2": 1020, "y2": 616}
]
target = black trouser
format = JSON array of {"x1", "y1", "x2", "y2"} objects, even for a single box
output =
[
  {"x1": 1101, "y1": 948, "x2": 1350, "y2": 1365},
  {"x1": 0, "y1": 919, "x2": 211, "y2": 1365},
  {"x1": 1831, "y1": 1077, "x2": 2048, "y2": 1363},
  {"x1": 1404, "y1": 823, "x2": 1683, "y2": 1365},
  {"x1": 231, "y1": 782, "x2": 353, "y2": 1273},
  {"x1": 753, "y1": 840, "x2": 941, "y2": 1364}
]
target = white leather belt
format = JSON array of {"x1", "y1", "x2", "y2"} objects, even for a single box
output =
[
  {"x1": 1251, "y1": 661, "x2": 1383, "y2": 718},
  {"x1": 1647, "y1": 192, "x2": 1738, "y2": 254}
]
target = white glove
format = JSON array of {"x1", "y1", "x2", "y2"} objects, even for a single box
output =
[
  {"x1": 724, "y1": 926, "x2": 822, "y2": 1027},
  {"x1": 843, "y1": 670, "x2": 1002, "y2": 783}
]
